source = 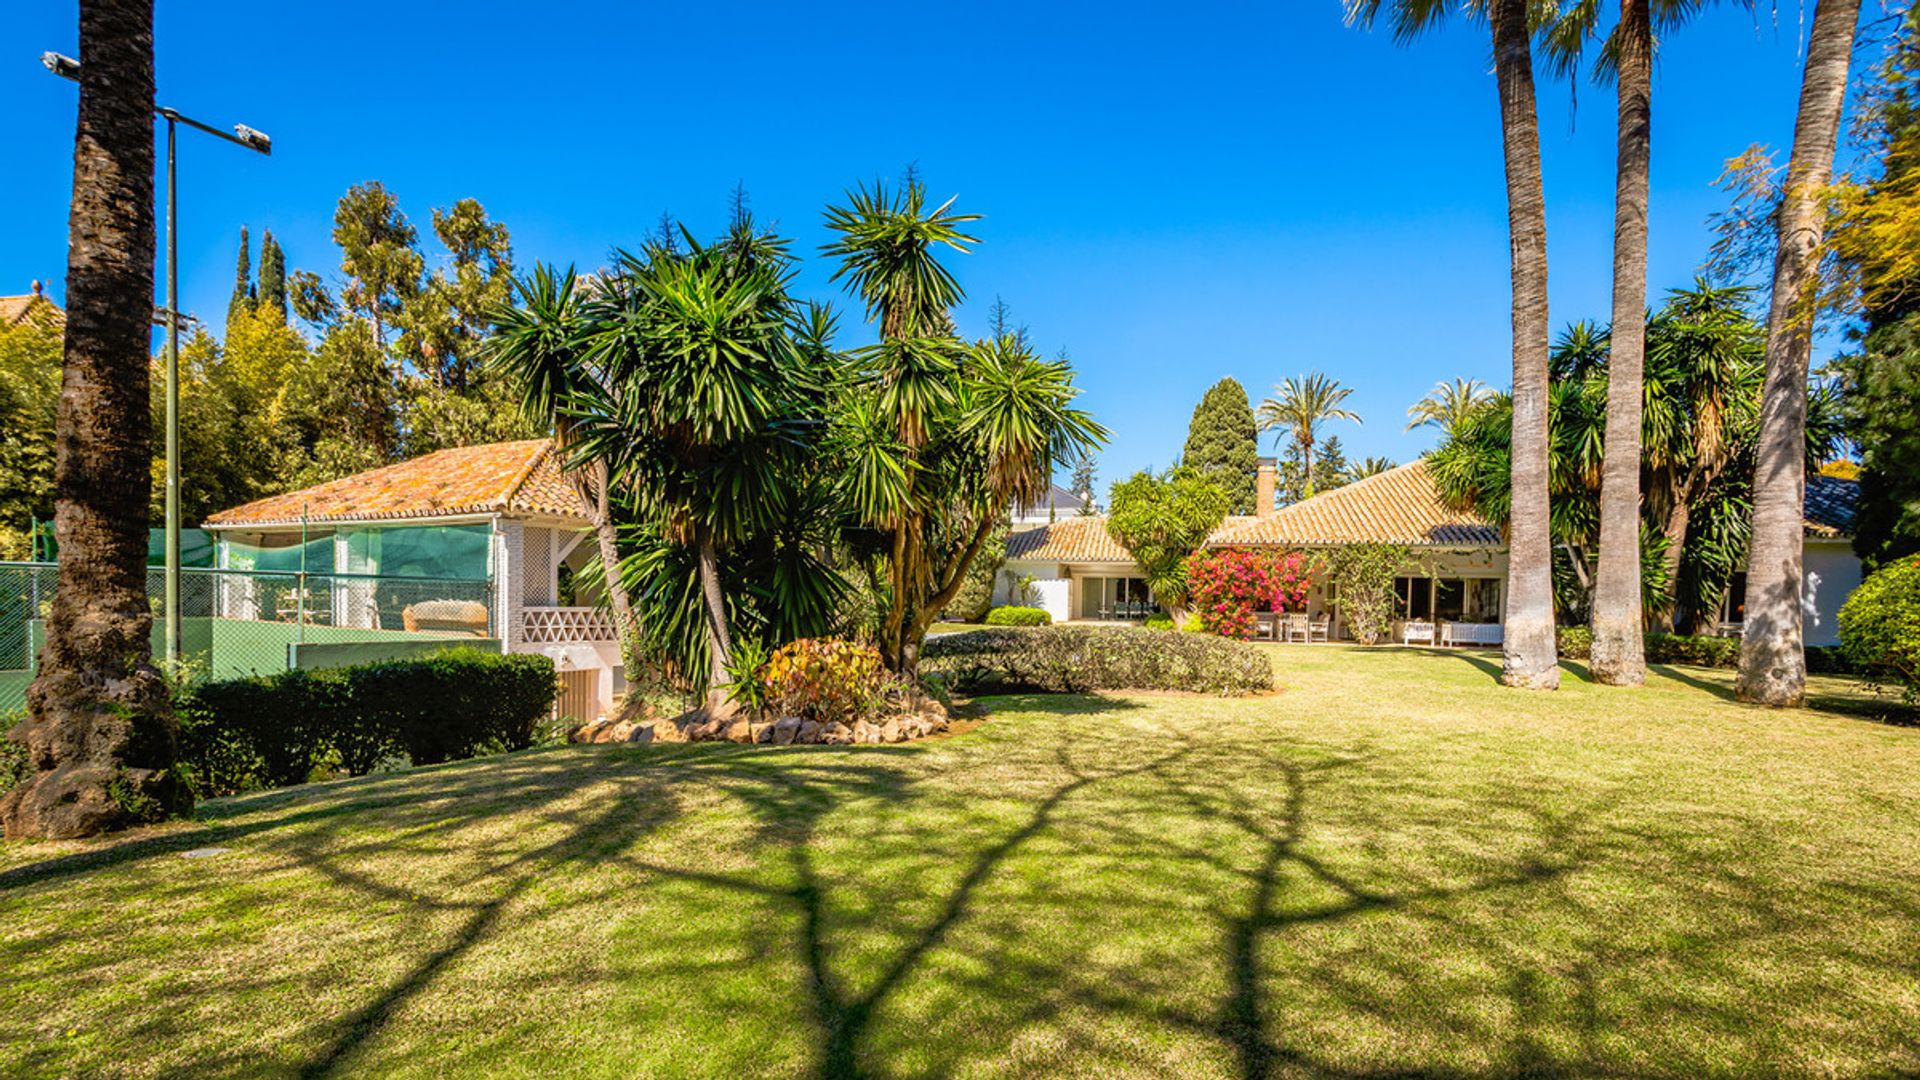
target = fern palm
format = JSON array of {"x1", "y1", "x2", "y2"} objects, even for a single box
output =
[{"x1": 1255, "y1": 372, "x2": 1361, "y2": 498}]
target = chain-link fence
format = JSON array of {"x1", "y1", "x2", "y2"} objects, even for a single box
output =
[{"x1": 1, "y1": 562, "x2": 496, "y2": 715}]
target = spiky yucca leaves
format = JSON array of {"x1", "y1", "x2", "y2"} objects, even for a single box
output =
[{"x1": 823, "y1": 180, "x2": 979, "y2": 340}]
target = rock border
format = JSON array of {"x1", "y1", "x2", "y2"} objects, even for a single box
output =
[{"x1": 567, "y1": 700, "x2": 953, "y2": 747}]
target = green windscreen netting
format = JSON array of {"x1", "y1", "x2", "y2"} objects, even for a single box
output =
[{"x1": 339, "y1": 524, "x2": 491, "y2": 580}]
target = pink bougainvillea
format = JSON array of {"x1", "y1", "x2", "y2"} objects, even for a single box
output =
[{"x1": 1184, "y1": 548, "x2": 1320, "y2": 639}]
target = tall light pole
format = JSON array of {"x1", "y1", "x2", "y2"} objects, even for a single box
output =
[{"x1": 42, "y1": 51, "x2": 271, "y2": 664}]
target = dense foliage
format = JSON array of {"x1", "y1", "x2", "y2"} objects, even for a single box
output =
[
  {"x1": 1185, "y1": 548, "x2": 1315, "y2": 639},
  {"x1": 945, "y1": 524, "x2": 1009, "y2": 622},
  {"x1": 1182, "y1": 377, "x2": 1260, "y2": 513},
  {"x1": 1838, "y1": 557, "x2": 1920, "y2": 701},
  {"x1": 1324, "y1": 543, "x2": 1409, "y2": 645},
  {"x1": 1428, "y1": 283, "x2": 1846, "y2": 630},
  {"x1": 985, "y1": 605, "x2": 1052, "y2": 626},
  {"x1": 1104, "y1": 466, "x2": 1234, "y2": 615},
  {"x1": 759, "y1": 637, "x2": 886, "y2": 721},
  {"x1": 175, "y1": 650, "x2": 557, "y2": 796},
  {"x1": 923, "y1": 625, "x2": 1273, "y2": 695}
]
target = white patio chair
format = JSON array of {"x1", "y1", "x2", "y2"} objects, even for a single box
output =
[
  {"x1": 1401, "y1": 620, "x2": 1436, "y2": 646},
  {"x1": 1308, "y1": 614, "x2": 1330, "y2": 643},
  {"x1": 1254, "y1": 612, "x2": 1279, "y2": 641}
]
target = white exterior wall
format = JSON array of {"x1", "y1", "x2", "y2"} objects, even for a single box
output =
[{"x1": 1801, "y1": 540, "x2": 1862, "y2": 647}]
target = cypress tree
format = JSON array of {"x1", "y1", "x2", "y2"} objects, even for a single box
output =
[
  {"x1": 258, "y1": 230, "x2": 287, "y2": 323},
  {"x1": 227, "y1": 225, "x2": 253, "y2": 327},
  {"x1": 1181, "y1": 377, "x2": 1259, "y2": 513}
]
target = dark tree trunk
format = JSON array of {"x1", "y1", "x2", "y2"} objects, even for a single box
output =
[
  {"x1": 3, "y1": 0, "x2": 192, "y2": 839},
  {"x1": 1591, "y1": 0, "x2": 1653, "y2": 686},
  {"x1": 695, "y1": 528, "x2": 734, "y2": 712},
  {"x1": 1491, "y1": 0, "x2": 1560, "y2": 690},
  {"x1": 1738, "y1": 0, "x2": 1862, "y2": 707}
]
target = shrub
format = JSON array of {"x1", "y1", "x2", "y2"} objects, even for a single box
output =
[
  {"x1": 177, "y1": 649, "x2": 557, "y2": 796},
  {"x1": 1839, "y1": 556, "x2": 1920, "y2": 701},
  {"x1": 1142, "y1": 613, "x2": 1176, "y2": 631},
  {"x1": 760, "y1": 637, "x2": 885, "y2": 721},
  {"x1": 1185, "y1": 548, "x2": 1317, "y2": 639},
  {"x1": 1644, "y1": 633, "x2": 1740, "y2": 669},
  {"x1": 923, "y1": 625, "x2": 1273, "y2": 696},
  {"x1": 1180, "y1": 613, "x2": 1206, "y2": 633},
  {"x1": 1326, "y1": 543, "x2": 1410, "y2": 645},
  {"x1": 1556, "y1": 626, "x2": 1593, "y2": 660},
  {"x1": 986, "y1": 605, "x2": 1052, "y2": 627}
]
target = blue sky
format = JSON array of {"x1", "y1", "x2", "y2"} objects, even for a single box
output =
[{"x1": 2, "y1": 2, "x2": 1837, "y2": 488}]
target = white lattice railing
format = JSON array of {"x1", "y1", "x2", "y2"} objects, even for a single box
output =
[{"x1": 522, "y1": 606, "x2": 618, "y2": 643}]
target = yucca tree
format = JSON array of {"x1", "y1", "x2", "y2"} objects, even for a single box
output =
[
  {"x1": 1406, "y1": 377, "x2": 1496, "y2": 438},
  {"x1": 570, "y1": 224, "x2": 832, "y2": 713},
  {"x1": 1739, "y1": 0, "x2": 1865, "y2": 706},
  {"x1": 1347, "y1": 0, "x2": 1561, "y2": 689},
  {"x1": 3, "y1": 0, "x2": 194, "y2": 839},
  {"x1": 485, "y1": 264, "x2": 639, "y2": 668},
  {"x1": 825, "y1": 178, "x2": 1103, "y2": 680},
  {"x1": 1255, "y1": 372, "x2": 1361, "y2": 499}
]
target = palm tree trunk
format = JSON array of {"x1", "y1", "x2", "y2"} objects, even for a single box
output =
[
  {"x1": 1652, "y1": 500, "x2": 1690, "y2": 633},
  {"x1": 1737, "y1": 0, "x2": 1862, "y2": 706},
  {"x1": 1490, "y1": 0, "x2": 1560, "y2": 690},
  {"x1": 695, "y1": 528, "x2": 734, "y2": 711},
  {"x1": 2, "y1": 0, "x2": 191, "y2": 840},
  {"x1": 1591, "y1": 0, "x2": 1653, "y2": 686},
  {"x1": 582, "y1": 456, "x2": 640, "y2": 670}
]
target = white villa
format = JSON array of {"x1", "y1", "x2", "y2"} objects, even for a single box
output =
[
  {"x1": 204, "y1": 439, "x2": 624, "y2": 715},
  {"x1": 999, "y1": 457, "x2": 1864, "y2": 646}
]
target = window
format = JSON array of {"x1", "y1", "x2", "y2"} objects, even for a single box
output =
[
  {"x1": 1394, "y1": 577, "x2": 1432, "y2": 620},
  {"x1": 1078, "y1": 575, "x2": 1159, "y2": 621},
  {"x1": 1434, "y1": 578, "x2": 1465, "y2": 621}
]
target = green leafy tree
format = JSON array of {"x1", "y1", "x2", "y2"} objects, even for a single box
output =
[
  {"x1": 331, "y1": 181, "x2": 424, "y2": 350},
  {"x1": 1070, "y1": 453, "x2": 1098, "y2": 513},
  {"x1": 1256, "y1": 372, "x2": 1360, "y2": 500},
  {"x1": 398, "y1": 198, "x2": 514, "y2": 390},
  {"x1": 1104, "y1": 467, "x2": 1234, "y2": 620},
  {"x1": 1326, "y1": 542, "x2": 1413, "y2": 645},
  {"x1": 1182, "y1": 377, "x2": 1259, "y2": 512},
  {"x1": 0, "y1": 305, "x2": 62, "y2": 558}
]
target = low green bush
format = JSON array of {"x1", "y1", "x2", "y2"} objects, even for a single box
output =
[
  {"x1": 1839, "y1": 557, "x2": 1920, "y2": 701},
  {"x1": 1556, "y1": 627, "x2": 1593, "y2": 660},
  {"x1": 1142, "y1": 613, "x2": 1176, "y2": 631},
  {"x1": 985, "y1": 605, "x2": 1052, "y2": 627},
  {"x1": 923, "y1": 625, "x2": 1273, "y2": 696},
  {"x1": 1556, "y1": 626, "x2": 1742, "y2": 668},
  {"x1": 176, "y1": 649, "x2": 557, "y2": 797}
]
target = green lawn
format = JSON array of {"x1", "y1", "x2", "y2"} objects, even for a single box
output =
[{"x1": 4, "y1": 648, "x2": 1918, "y2": 1078}]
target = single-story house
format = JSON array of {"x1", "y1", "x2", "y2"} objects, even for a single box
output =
[
  {"x1": 204, "y1": 438, "x2": 623, "y2": 715},
  {"x1": 1000, "y1": 457, "x2": 1864, "y2": 646}
]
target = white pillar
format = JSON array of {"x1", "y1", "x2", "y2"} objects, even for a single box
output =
[{"x1": 494, "y1": 518, "x2": 523, "y2": 650}]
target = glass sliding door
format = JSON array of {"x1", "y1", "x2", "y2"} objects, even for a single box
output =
[{"x1": 1077, "y1": 575, "x2": 1159, "y2": 621}]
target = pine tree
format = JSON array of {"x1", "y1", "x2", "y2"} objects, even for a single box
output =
[
  {"x1": 257, "y1": 230, "x2": 287, "y2": 323},
  {"x1": 1312, "y1": 434, "x2": 1351, "y2": 492},
  {"x1": 1181, "y1": 377, "x2": 1259, "y2": 512},
  {"x1": 1070, "y1": 453, "x2": 1098, "y2": 513},
  {"x1": 227, "y1": 225, "x2": 253, "y2": 327}
]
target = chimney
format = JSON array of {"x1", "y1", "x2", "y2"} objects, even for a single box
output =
[{"x1": 1255, "y1": 457, "x2": 1276, "y2": 517}]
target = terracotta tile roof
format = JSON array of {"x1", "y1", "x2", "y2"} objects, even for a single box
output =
[
  {"x1": 205, "y1": 439, "x2": 589, "y2": 528},
  {"x1": 1006, "y1": 515, "x2": 1135, "y2": 563},
  {"x1": 0, "y1": 292, "x2": 63, "y2": 328},
  {"x1": 1209, "y1": 460, "x2": 1501, "y2": 548},
  {"x1": 1803, "y1": 475, "x2": 1859, "y2": 538},
  {"x1": 1006, "y1": 513, "x2": 1264, "y2": 564}
]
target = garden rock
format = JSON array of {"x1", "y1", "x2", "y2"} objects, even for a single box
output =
[
  {"x1": 821, "y1": 722, "x2": 853, "y2": 745},
  {"x1": 625, "y1": 723, "x2": 655, "y2": 744},
  {"x1": 722, "y1": 719, "x2": 754, "y2": 744},
  {"x1": 772, "y1": 716, "x2": 803, "y2": 745},
  {"x1": 797, "y1": 720, "x2": 823, "y2": 744},
  {"x1": 751, "y1": 722, "x2": 774, "y2": 744}
]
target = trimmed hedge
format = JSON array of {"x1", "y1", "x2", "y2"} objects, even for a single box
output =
[
  {"x1": 985, "y1": 605, "x2": 1052, "y2": 627},
  {"x1": 176, "y1": 649, "x2": 557, "y2": 797},
  {"x1": 923, "y1": 625, "x2": 1273, "y2": 696},
  {"x1": 1556, "y1": 627, "x2": 1864, "y2": 673}
]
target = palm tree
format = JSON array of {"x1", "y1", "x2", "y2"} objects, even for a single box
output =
[
  {"x1": 1255, "y1": 373, "x2": 1361, "y2": 499},
  {"x1": 1347, "y1": 0, "x2": 1560, "y2": 689},
  {"x1": 1405, "y1": 377, "x2": 1495, "y2": 438},
  {"x1": 1739, "y1": 0, "x2": 1865, "y2": 706},
  {"x1": 1353, "y1": 456, "x2": 1398, "y2": 479},
  {"x1": 2, "y1": 0, "x2": 192, "y2": 839},
  {"x1": 484, "y1": 264, "x2": 639, "y2": 670}
]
